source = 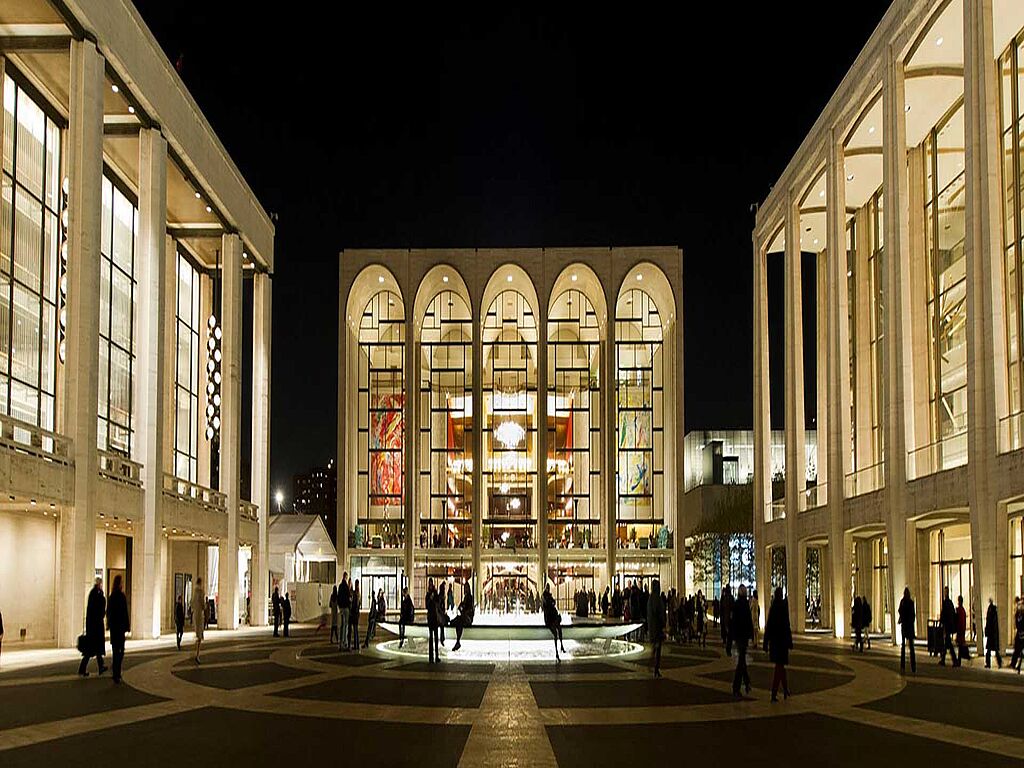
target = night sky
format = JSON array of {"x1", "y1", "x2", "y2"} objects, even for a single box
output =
[{"x1": 132, "y1": 2, "x2": 892, "y2": 502}]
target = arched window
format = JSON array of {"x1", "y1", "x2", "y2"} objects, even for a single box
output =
[
  {"x1": 483, "y1": 289, "x2": 537, "y2": 549},
  {"x1": 615, "y1": 287, "x2": 664, "y2": 547},
  {"x1": 419, "y1": 289, "x2": 472, "y2": 549},
  {"x1": 357, "y1": 290, "x2": 405, "y2": 548},
  {"x1": 547, "y1": 288, "x2": 601, "y2": 549}
]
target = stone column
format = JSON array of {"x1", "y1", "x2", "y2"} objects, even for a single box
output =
[
  {"x1": 250, "y1": 272, "x2": 272, "y2": 626},
  {"x1": 605, "y1": 304, "x2": 618, "y2": 587},
  {"x1": 784, "y1": 195, "x2": 807, "y2": 628},
  {"x1": 537, "y1": 302, "x2": 549, "y2": 586},
  {"x1": 404, "y1": 311, "x2": 416, "y2": 591},
  {"x1": 471, "y1": 301, "x2": 483, "y2": 595},
  {"x1": 217, "y1": 233, "x2": 243, "y2": 629},
  {"x1": 882, "y1": 42, "x2": 914, "y2": 644},
  {"x1": 58, "y1": 39, "x2": 104, "y2": 647},
  {"x1": 827, "y1": 128, "x2": 853, "y2": 637},
  {"x1": 853, "y1": 205, "x2": 874, "y2": 467},
  {"x1": 963, "y1": 0, "x2": 1008, "y2": 652},
  {"x1": 673, "y1": 285, "x2": 686, "y2": 595},
  {"x1": 336, "y1": 264, "x2": 349, "y2": 580},
  {"x1": 133, "y1": 128, "x2": 168, "y2": 639},
  {"x1": 752, "y1": 231, "x2": 772, "y2": 616},
  {"x1": 815, "y1": 249, "x2": 828, "y2": 503}
]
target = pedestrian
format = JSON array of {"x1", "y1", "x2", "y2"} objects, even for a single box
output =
[
  {"x1": 939, "y1": 586, "x2": 959, "y2": 667},
  {"x1": 542, "y1": 583, "x2": 566, "y2": 661},
  {"x1": 365, "y1": 588, "x2": 385, "y2": 647},
  {"x1": 862, "y1": 597, "x2": 873, "y2": 650},
  {"x1": 898, "y1": 587, "x2": 916, "y2": 674},
  {"x1": 399, "y1": 585, "x2": 414, "y2": 649},
  {"x1": 174, "y1": 595, "x2": 185, "y2": 651},
  {"x1": 985, "y1": 597, "x2": 1002, "y2": 669},
  {"x1": 601, "y1": 586, "x2": 610, "y2": 617},
  {"x1": 425, "y1": 579, "x2": 440, "y2": 664},
  {"x1": 0, "y1": 606, "x2": 4, "y2": 668},
  {"x1": 438, "y1": 582, "x2": 447, "y2": 646},
  {"x1": 763, "y1": 586, "x2": 792, "y2": 701},
  {"x1": 330, "y1": 585, "x2": 339, "y2": 644},
  {"x1": 350, "y1": 579, "x2": 361, "y2": 651},
  {"x1": 648, "y1": 578, "x2": 666, "y2": 677},
  {"x1": 78, "y1": 577, "x2": 108, "y2": 677},
  {"x1": 192, "y1": 577, "x2": 207, "y2": 664},
  {"x1": 283, "y1": 591, "x2": 292, "y2": 637},
  {"x1": 1012, "y1": 598, "x2": 1024, "y2": 673},
  {"x1": 107, "y1": 574, "x2": 129, "y2": 684},
  {"x1": 696, "y1": 590, "x2": 707, "y2": 648},
  {"x1": 955, "y1": 595, "x2": 970, "y2": 661},
  {"x1": 730, "y1": 584, "x2": 753, "y2": 696},
  {"x1": 447, "y1": 582, "x2": 455, "y2": 613},
  {"x1": 852, "y1": 596, "x2": 863, "y2": 652},
  {"x1": 720, "y1": 585, "x2": 734, "y2": 656},
  {"x1": 451, "y1": 583, "x2": 476, "y2": 651},
  {"x1": 338, "y1": 573, "x2": 351, "y2": 651},
  {"x1": 750, "y1": 589, "x2": 761, "y2": 648},
  {"x1": 272, "y1": 586, "x2": 281, "y2": 637}
]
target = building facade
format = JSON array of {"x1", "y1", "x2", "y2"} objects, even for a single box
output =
[
  {"x1": 0, "y1": 0, "x2": 273, "y2": 646},
  {"x1": 753, "y1": 0, "x2": 1024, "y2": 646},
  {"x1": 293, "y1": 459, "x2": 337, "y2": 542},
  {"x1": 337, "y1": 248, "x2": 683, "y2": 611}
]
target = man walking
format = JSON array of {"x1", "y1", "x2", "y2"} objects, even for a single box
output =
[
  {"x1": 283, "y1": 591, "x2": 292, "y2": 637},
  {"x1": 272, "y1": 586, "x2": 282, "y2": 637},
  {"x1": 898, "y1": 587, "x2": 916, "y2": 674},
  {"x1": 720, "y1": 585, "x2": 734, "y2": 656},
  {"x1": 175, "y1": 595, "x2": 186, "y2": 650},
  {"x1": 399, "y1": 586, "x2": 414, "y2": 648},
  {"x1": 78, "y1": 577, "x2": 107, "y2": 677},
  {"x1": 730, "y1": 584, "x2": 754, "y2": 696},
  {"x1": 939, "y1": 586, "x2": 959, "y2": 667},
  {"x1": 192, "y1": 577, "x2": 207, "y2": 664},
  {"x1": 107, "y1": 575, "x2": 129, "y2": 684},
  {"x1": 338, "y1": 573, "x2": 351, "y2": 651},
  {"x1": 985, "y1": 598, "x2": 1002, "y2": 669}
]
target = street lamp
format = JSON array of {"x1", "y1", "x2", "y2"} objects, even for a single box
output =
[{"x1": 275, "y1": 490, "x2": 284, "y2": 513}]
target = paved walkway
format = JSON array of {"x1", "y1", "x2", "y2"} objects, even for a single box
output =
[{"x1": 1, "y1": 628, "x2": 1022, "y2": 766}]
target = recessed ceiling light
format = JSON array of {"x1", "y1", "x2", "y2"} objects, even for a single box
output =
[
  {"x1": 847, "y1": 270, "x2": 853, "y2": 277},
  {"x1": 194, "y1": 191, "x2": 201, "y2": 199},
  {"x1": 128, "y1": 106, "x2": 135, "y2": 114},
  {"x1": 442, "y1": 275, "x2": 449, "y2": 283},
  {"x1": 205, "y1": 205, "x2": 212, "y2": 213},
  {"x1": 507, "y1": 274, "x2": 513, "y2": 282},
  {"x1": 571, "y1": 274, "x2": 578, "y2": 282},
  {"x1": 868, "y1": 125, "x2": 876, "y2": 135},
  {"x1": 819, "y1": 190, "x2": 825, "y2": 199},
  {"x1": 905, "y1": 104, "x2": 911, "y2": 113},
  {"x1": 813, "y1": 238, "x2": 819, "y2": 246},
  {"x1": 636, "y1": 273, "x2": 643, "y2": 281},
  {"x1": 935, "y1": 36, "x2": 944, "y2": 46},
  {"x1": 378, "y1": 275, "x2": 385, "y2": 284},
  {"x1": 847, "y1": 173, "x2": 855, "y2": 181},
  {"x1": 111, "y1": 84, "x2": 119, "y2": 93}
]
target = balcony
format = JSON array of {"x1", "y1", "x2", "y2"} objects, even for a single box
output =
[
  {"x1": 764, "y1": 499, "x2": 786, "y2": 523},
  {"x1": 802, "y1": 482, "x2": 827, "y2": 511},
  {"x1": 999, "y1": 411, "x2": 1023, "y2": 454},
  {"x1": 162, "y1": 473, "x2": 226, "y2": 512},
  {"x1": 845, "y1": 461, "x2": 884, "y2": 497},
  {"x1": 98, "y1": 450, "x2": 143, "y2": 487},
  {"x1": 0, "y1": 414, "x2": 74, "y2": 505},
  {"x1": 907, "y1": 431, "x2": 968, "y2": 480},
  {"x1": 239, "y1": 500, "x2": 259, "y2": 522},
  {"x1": 0, "y1": 413, "x2": 71, "y2": 465}
]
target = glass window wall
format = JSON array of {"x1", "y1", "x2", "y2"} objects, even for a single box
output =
[{"x1": 173, "y1": 252, "x2": 200, "y2": 481}]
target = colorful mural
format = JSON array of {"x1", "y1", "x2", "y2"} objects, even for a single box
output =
[
  {"x1": 617, "y1": 401, "x2": 651, "y2": 496},
  {"x1": 370, "y1": 393, "x2": 404, "y2": 504}
]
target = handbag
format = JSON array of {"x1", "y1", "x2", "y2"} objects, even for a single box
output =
[{"x1": 77, "y1": 633, "x2": 88, "y2": 655}]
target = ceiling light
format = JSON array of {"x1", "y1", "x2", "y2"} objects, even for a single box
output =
[
  {"x1": 128, "y1": 106, "x2": 135, "y2": 114},
  {"x1": 571, "y1": 273, "x2": 578, "y2": 282},
  {"x1": 111, "y1": 84, "x2": 119, "y2": 93},
  {"x1": 205, "y1": 205, "x2": 212, "y2": 213},
  {"x1": 507, "y1": 274, "x2": 513, "y2": 283},
  {"x1": 819, "y1": 190, "x2": 825, "y2": 199},
  {"x1": 442, "y1": 275, "x2": 449, "y2": 283},
  {"x1": 378, "y1": 275, "x2": 385, "y2": 284},
  {"x1": 905, "y1": 104, "x2": 911, "y2": 113},
  {"x1": 813, "y1": 238, "x2": 819, "y2": 246},
  {"x1": 868, "y1": 126, "x2": 876, "y2": 135},
  {"x1": 636, "y1": 273, "x2": 643, "y2": 281},
  {"x1": 847, "y1": 270, "x2": 853, "y2": 277},
  {"x1": 935, "y1": 36, "x2": 944, "y2": 46},
  {"x1": 847, "y1": 173, "x2": 855, "y2": 182},
  {"x1": 195, "y1": 191, "x2": 201, "y2": 199}
]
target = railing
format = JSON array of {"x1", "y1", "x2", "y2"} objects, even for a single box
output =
[
  {"x1": 999, "y1": 411, "x2": 1023, "y2": 454},
  {"x1": 845, "y1": 461, "x2": 884, "y2": 497},
  {"x1": 764, "y1": 499, "x2": 786, "y2": 523},
  {"x1": 803, "y1": 482, "x2": 827, "y2": 511},
  {"x1": 239, "y1": 500, "x2": 259, "y2": 522},
  {"x1": 162, "y1": 473, "x2": 227, "y2": 512},
  {"x1": 0, "y1": 413, "x2": 72, "y2": 464},
  {"x1": 97, "y1": 450, "x2": 143, "y2": 487},
  {"x1": 907, "y1": 431, "x2": 968, "y2": 480}
]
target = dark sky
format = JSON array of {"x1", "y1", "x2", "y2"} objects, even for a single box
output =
[{"x1": 132, "y1": 2, "x2": 892, "y2": 501}]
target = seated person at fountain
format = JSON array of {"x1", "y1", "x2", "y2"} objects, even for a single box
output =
[
  {"x1": 543, "y1": 584, "x2": 567, "y2": 661},
  {"x1": 450, "y1": 583, "x2": 476, "y2": 651}
]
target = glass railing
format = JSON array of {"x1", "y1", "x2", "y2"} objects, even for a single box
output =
[
  {"x1": 907, "y1": 431, "x2": 968, "y2": 479},
  {"x1": 764, "y1": 499, "x2": 786, "y2": 523},
  {"x1": 845, "y1": 461, "x2": 884, "y2": 497},
  {"x1": 998, "y1": 411, "x2": 1023, "y2": 454}
]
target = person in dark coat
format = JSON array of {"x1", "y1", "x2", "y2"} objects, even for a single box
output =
[
  {"x1": 78, "y1": 577, "x2": 108, "y2": 677},
  {"x1": 399, "y1": 586, "x2": 414, "y2": 649},
  {"x1": 862, "y1": 598, "x2": 873, "y2": 650},
  {"x1": 437, "y1": 582, "x2": 448, "y2": 646},
  {"x1": 601, "y1": 587, "x2": 610, "y2": 617},
  {"x1": 542, "y1": 584, "x2": 566, "y2": 661},
  {"x1": 272, "y1": 586, "x2": 282, "y2": 637},
  {"x1": 338, "y1": 573, "x2": 351, "y2": 651},
  {"x1": 763, "y1": 586, "x2": 792, "y2": 701},
  {"x1": 985, "y1": 597, "x2": 1002, "y2": 669},
  {"x1": 720, "y1": 585, "x2": 734, "y2": 656},
  {"x1": 647, "y1": 579, "x2": 666, "y2": 677},
  {"x1": 730, "y1": 584, "x2": 754, "y2": 696},
  {"x1": 349, "y1": 580, "x2": 361, "y2": 651},
  {"x1": 898, "y1": 587, "x2": 916, "y2": 674},
  {"x1": 955, "y1": 595, "x2": 970, "y2": 661},
  {"x1": 0, "y1": 607, "x2": 4, "y2": 668},
  {"x1": 107, "y1": 575, "x2": 130, "y2": 684},
  {"x1": 851, "y1": 596, "x2": 864, "y2": 652},
  {"x1": 282, "y1": 592, "x2": 292, "y2": 637},
  {"x1": 939, "y1": 586, "x2": 959, "y2": 667},
  {"x1": 451, "y1": 583, "x2": 475, "y2": 651},
  {"x1": 174, "y1": 595, "x2": 185, "y2": 651},
  {"x1": 425, "y1": 579, "x2": 440, "y2": 664},
  {"x1": 1012, "y1": 598, "x2": 1024, "y2": 673}
]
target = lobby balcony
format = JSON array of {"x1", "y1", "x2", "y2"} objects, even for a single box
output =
[{"x1": 0, "y1": 414, "x2": 74, "y2": 507}]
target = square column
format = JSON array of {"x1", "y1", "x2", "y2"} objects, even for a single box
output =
[
  {"x1": 783, "y1": 194, "x2": 806, "y2": 628},
  {"x1": 963, "y1": 0, "x2": 1009, "y2": 650},
  {"x1": 336, "y1": 267, "x2": 349, "y2": 578},
  {"x1": 133, "y1": 127, "x2": 168, "y2": 639},
  {"x1": 471, "y1": 310, "x2": 483, "y2": 596},
  {"x1": 604, "y1": 314, "x2": 617, "y2": 585},
  {"x1": 826, "y1": 128, "x2": 853, "y2": 637},
  {"x1": 882, "y1": 42, "x2": 913, "y2": 641},
  {"x1": 668, "y1": 318, "x2": 686, "y2": 595},
  {"x1": 218, "y1": 233, "x2": 243, "y2": 629},
  {"x1": 537, "y1": 305, "x2": 549, "y2": 583},
  {"x1": 58, "y1": 39, "x2": 104, "y2": 647},
  {"x1": 752, "y1": 232, "x2": 772, "y2": 618},
  {"x1": 250, "y1": 272, "x2": 272, "y2": 626},
  {"x1": 404, "y1": 313, "x2": 416, "y2": 589}
]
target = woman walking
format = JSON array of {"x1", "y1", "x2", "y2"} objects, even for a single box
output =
[
  {"x1": 438, "y1": 582, "x2": 447, "y2": 646},
  {"x1": 107, "y1": 575, "x2": 130, "y2": 684},
  {"x1": 647, "y1": 578, "x2": 666, "y2": 677},
  {"x1": 350, "y1": 579, "x2": 361, "y2": 651},
  {"x1": 330, "y1": 585, "x2": 339, "y2": 644},
  {"x1": 192, "y1": 577, "x2": 207, "y2": 664},
  {"x1": 78, "y1": 577, "x2": 107, "y2": 677},
  {"x1": 425, "y1": 579, "x2": 440, "y2": 664},
  {"x1": 763, "y1": 586, "x2": 792, "y2": 701},
  {"x1": 542, "y1": 584, "x2": 566, "y2": 661}
]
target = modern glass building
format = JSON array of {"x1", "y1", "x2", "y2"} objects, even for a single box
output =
[
  {"x1": 753, "y1": 0, "x2": 1024, "y2": 646},
  {"x1": 337, "y1": 249, "x2": 683, "y2": 612},
  {"x1": 0, "y1": 0, "x2": 274, "y2": 646}
]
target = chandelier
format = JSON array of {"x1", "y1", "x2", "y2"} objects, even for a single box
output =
[{"x1": 494, "y1": 420, "x2": 526, "y2": 450}]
